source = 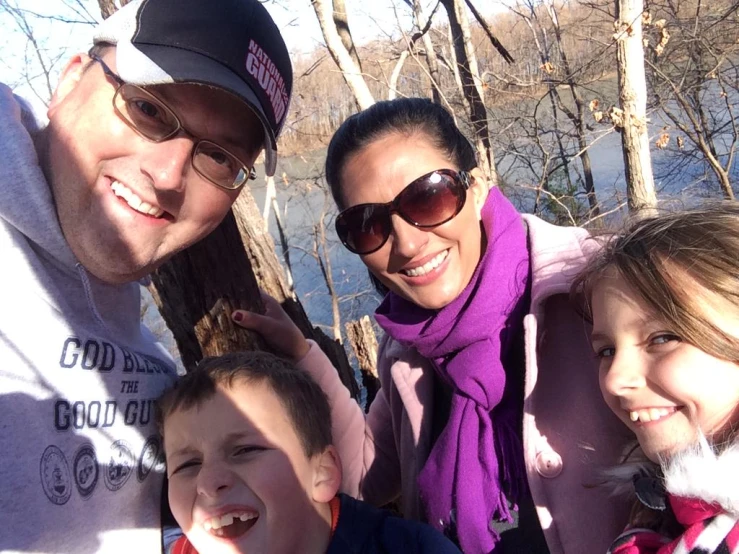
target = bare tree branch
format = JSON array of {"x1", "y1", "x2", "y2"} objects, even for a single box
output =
[{"x1": 463, "y1": 0, "x2": 514, "y2": 64}]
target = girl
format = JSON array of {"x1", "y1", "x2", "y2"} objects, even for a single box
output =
[
  {"x1": 573, "y1": 204, "x2": 739, "y2": 553},
  {"x1": 235, "y1": 98, "x2": 631, "y2": 553}
]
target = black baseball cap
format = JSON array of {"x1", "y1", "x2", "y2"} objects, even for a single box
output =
[{"x1": 93, "y1": 0, "x2": 292, "y2": 176}]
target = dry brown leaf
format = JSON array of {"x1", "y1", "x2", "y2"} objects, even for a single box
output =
[
  {"x1": 540, "y1": 61, "x2": 555, "y2": 74},
  {"x1": 609, "y1": 106, "x2": 624, "y2": 128}
]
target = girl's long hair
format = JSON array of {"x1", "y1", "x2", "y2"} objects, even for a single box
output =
[
  {"x1": 573, "y1": 202, "x2": 739, "y2": 364},
  {"x1": 572, "y1": 202, "x2": 739, "y2": 535}
]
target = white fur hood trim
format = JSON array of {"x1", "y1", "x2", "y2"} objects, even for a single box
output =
[{"x1": 663, "y1": 436, "x2": 739, "y2": 516}]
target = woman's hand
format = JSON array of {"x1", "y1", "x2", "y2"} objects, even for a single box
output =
[{"x1": 231, "y1": 291, "x2": 311, "y2": 362}]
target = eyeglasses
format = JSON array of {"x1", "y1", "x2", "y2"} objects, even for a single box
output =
[
  {"x1": 91, "y1": 55, "x2": 256, "y2": 190},
  {"x1": 335, "y1": 169, "x2": 473, "y2": 255}
]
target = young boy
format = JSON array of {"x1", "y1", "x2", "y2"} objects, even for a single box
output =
[{"x1": 158, "y1": 351, "x2": 461, "y2": 554}]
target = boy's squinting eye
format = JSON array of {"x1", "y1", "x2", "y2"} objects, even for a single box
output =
[
  {"x1": 233, "y1": 445, "x2": 266, "y2": 457},
  {"x1": 171, "y1": 459, "x2": 201, "y2": 475}
]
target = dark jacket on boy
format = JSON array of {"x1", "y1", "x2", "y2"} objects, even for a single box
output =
[{"x1": 326, "y1": 494, "x2": 461, "y2": 554}]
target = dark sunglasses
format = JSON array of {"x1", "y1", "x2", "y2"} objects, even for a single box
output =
[{"x1": 335, "y1": 169, "x2": 473, "y2": 255}]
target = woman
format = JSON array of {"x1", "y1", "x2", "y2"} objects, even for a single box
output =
[{"x1": 235, "y1": 98, "x2": 632, "y2": 553}]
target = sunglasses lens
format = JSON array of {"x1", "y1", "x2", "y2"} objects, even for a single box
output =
[
  {"x1": 335, "y1": 170, "x2": 467, "y2": 255},
  {"x1": 398, "y1": 171, "x2": 464, "y2": 226},
  {"x1": 336, "y1": 205, "x2": 390, "y2": 254}
]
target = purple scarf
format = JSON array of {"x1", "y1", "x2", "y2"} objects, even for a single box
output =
[{"x1": 375, "y1": 188, "x2": 530, "y2": 553}]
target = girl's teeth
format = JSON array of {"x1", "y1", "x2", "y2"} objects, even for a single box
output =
[
  {"x1": 110, "y1": 180, "x2": 164, "y2": 218},
  {"x1": 628, "y1": 408, "x2": 673, "y2": 423},
  {"x1": 403, "y1": 250, "x2": 448, "y2": 277}
]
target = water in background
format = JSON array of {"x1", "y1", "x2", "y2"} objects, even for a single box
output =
[
  {"x1": 145, "y1": 117, "x2": 738, "y2": 374},
  {"x1": 263, "y1": 124, "x2": 738, "y2": 333}
]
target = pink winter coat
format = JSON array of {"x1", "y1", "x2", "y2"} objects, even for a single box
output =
[{"x1": 298, "y1": 214, "x2": 633, "y2": 553}]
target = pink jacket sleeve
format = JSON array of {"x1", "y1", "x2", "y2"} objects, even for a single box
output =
[{"x1": 295, "y1": 340, "x2": 401, "y2": 504}]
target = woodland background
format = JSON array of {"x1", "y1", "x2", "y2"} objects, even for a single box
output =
[{"x1": 2, "y1": 0, "x2": 737, "y2": 400}]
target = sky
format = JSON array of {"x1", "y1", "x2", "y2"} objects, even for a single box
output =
[
  {"x1": 269, "y1": 0, "x2": 415, "y2": 54},
  {"x1": 0, "y1": 0, "x2": 416, "y2": 108},
  {"x1": 0, "y1": 0, "x2": 502, "y2": 116}
]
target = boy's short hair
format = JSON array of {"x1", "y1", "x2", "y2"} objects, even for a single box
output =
[{"x1": 157, "y1": 351, "x2": 332, "y2": 458}]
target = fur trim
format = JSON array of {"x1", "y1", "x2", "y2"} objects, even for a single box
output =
[
  {"x1": 599, "y1": 442, "x2": 658, "y2": 498},
  {"x1": 601, "y1": 460, "x2": 658, "y2": 498},
  {"x1": 663, "y1": 435, "x2": 739, "y2": 516}
]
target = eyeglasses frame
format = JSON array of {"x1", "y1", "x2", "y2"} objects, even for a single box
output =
[{"x1": 90, "y1": 54, "x2": 257, "y2": 189}]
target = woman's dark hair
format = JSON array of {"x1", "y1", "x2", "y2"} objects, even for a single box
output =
[
  {"x1": 325, "y1": 97, "x2": 478, "y2": 210},
  {"x1": 325, "y1": 98, "x2": 479, "y2": 296}
]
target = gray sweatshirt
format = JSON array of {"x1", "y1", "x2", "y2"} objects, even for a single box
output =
[{"x1": 0, "y1": 83, "x2": 177, "y2": 553}]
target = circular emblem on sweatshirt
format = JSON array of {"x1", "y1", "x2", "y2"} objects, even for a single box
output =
[
  {"x1": 40, "y1": 445, "x2": 72, "y2": 505},
  {"x1": 73, "y1": 444, "x2": 99, "y2": 499},
  {"x1": 137, "y1": 436, "x2": 163, "y2": 482},
  {"x1": 104, "y1": 440, "x2": 134, "y2": 492}
]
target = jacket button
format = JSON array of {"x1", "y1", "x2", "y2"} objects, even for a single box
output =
[{"x1": 535, "y1": 451, "x2": 563, "y2": 478}]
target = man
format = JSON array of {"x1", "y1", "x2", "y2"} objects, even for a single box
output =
[{"x1": 0, "y1": 0, "x2": 292, "y2": 551}]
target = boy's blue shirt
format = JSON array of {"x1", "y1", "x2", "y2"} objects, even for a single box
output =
[{"x1": 327, "y1": 494, "x2": 461, "y2": 554}]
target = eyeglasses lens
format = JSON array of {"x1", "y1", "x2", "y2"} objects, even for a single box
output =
[
  {"x1": 114, "y1": 85, "x2": 247, "y2": 190},
  {"x1": 192, "y1": 141, "x2": 248, "y2": 189},
  {"x1": 115, "y1": 84, "x2": 178, "y2": 141}
]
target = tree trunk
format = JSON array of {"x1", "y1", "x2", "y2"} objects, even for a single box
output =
[
  {"x1": 388, "y1": 50, "x2": 410, "y2": 100},
  {"x1": 312, "y1": 0, "x2": 375, "y2": 110},
  {"x1": 148, "y1": 210, "x2": 266, "y2": 367},
  {"x1": 332, "y1": 0, "x2": 362, "y2": 73},
  {"x1": 411, "y1": 0, "x2": 443, "y2": 104},
  {"x1": 345, "y1": 316, "x2": 380, "y2": 411},
  {"x1": 615, "y1": 0, "x2": 658, "y2": 216},
  {"x1": 546, "y1": 3, "x2": 600, "y2": 220},
  {"x1": 97, "y1": 0, "x2": 132, "y2": 19},
  {"x1": 149, "y1": 188, "x2": 359, "y2": 398},
  {"x1": 311, "y1": 191, "x2": 342, "y2": 342},
  {"x1": 440, "y1": 0, "x2": 495, "y2": 182}
]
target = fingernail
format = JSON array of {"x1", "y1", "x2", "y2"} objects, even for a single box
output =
[{"x1": 232, "y1": 311, "x2": 244, "y2": 322}]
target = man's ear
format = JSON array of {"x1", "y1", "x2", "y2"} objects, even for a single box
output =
[
  {"x1": 47, "y1": 53, "x2": 91, "y2": 119},
  {"x1": 311, "y1": 445, "x2": 342, "y2": 504},
  {"x1": 468, "y1": 167, "x2": 490, "y2": 219}
]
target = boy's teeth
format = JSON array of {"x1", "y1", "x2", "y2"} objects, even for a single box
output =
[
  {"x1": 628, "y1": 408, "x2": 673, "y2": 423},
  {"x1": 402, "y1": 250, "x2": 448, "y2": 277},
  {"x1": 110, "y1": 180, "x2": 164, "y2": 218},
  {"x1": 203, "y1": 510, "x2": 258, "y2": 532}
]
